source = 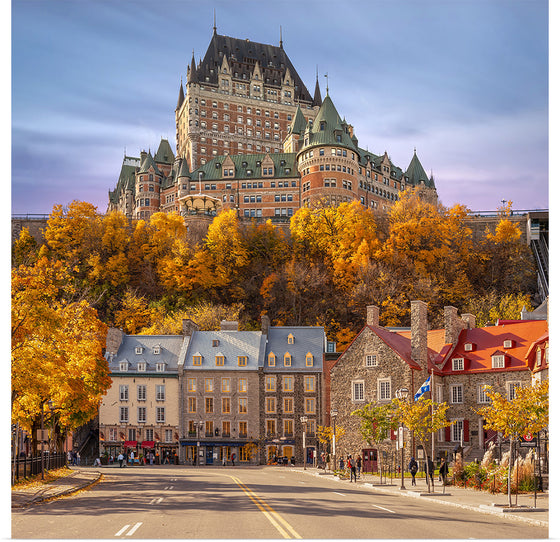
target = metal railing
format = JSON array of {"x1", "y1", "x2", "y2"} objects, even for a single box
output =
[{"x1": 12, "y1": 453, "x2": 67, "y2": 485}]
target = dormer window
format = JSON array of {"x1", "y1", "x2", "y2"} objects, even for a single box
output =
[
  {"x1": 238, "y1": 356, "x2": 248, "y2": 367},
  {"x1": 320, "y1": 121, "x2": 326, "y2": 131},
  {"x1": 212, "y1": 340, "x2": 220, "y2": 347},
  {"x1": 268, "y1": 352, "x2": 276, "y2": 367},
  {"x1": 215, "y1": 354, "x2": 225, "y2": 366},
  {"x1": 119, "y1": 361, "x2": 129, "y2": 372},
  {"x1": 492, "y1": 355, "x2": 505, "y2": 369},
  {"x1": 452, "y1": 358, "x2": 464, "y2": 371},
  {"x1": 137, "y1": 362, "x2": 146, "y2": 372},
  {"x1": 503, "y1": 339, "x2": 514, "y2": 349},
  {"x1": 193, "y1": 354, "x2": 203, "y2": 366},
  {"x1": 284, "y1": 352, "x2": 292, "y2": 367},
  {"x1": 464, "y1": 343, "x2": 474, "y2": 352},
  {"x1": 155, "y1": 362, "x2": 165, "y2": 372},
  {"x1": 306, "y1": 352, "x2": 313, "y2": 367},
  {"x1": 153, "y1": 345, "x2": 161, "y2": 355},
  {"x1": 287, "y1": 334, "x2": 294, "y2": 344},
  {"x1": 536, "y1": 349, "x2": 542, "y2": 367},
  {"x1": 135, "y1": 347, "x2": 143, "y2": 355}
]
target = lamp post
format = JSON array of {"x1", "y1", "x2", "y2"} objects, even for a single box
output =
[
  {"x1": 300, "y1": 416, "x2": 308, "y2": 469},
  {"x1": 330, "y1": 408, "x2": 338, "y2": 471},
  {"x1": 395, "y1": 388, "x2": 409, "y2": 490},
  {"x1": 196, "y1": 421, "x2": 204, "y2": 466},
  {"x1": 40, "y1": 400, "x2": 45, "y2": 480}
]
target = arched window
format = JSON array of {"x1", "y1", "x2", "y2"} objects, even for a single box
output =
[
  {"x1": 268, "y1": 352, "x2": 276, "y2": 367},
  {"x1": 306, "y1": 352, "x2": 313, "y2": 367},
  {"x1": 284, "y1": 352, "x2": 292, "y2": 367}
]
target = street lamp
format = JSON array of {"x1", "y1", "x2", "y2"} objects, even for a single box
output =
[
  {"x1": 330, "y1": 408, "x2": 338, "y2": 471},
  {"x1": 40, "y1": 400, "x2": 46, "y2": 480},
  {"x1": 300, "y1": 416, "x2": 308, "y2": 470},
  {"x1": 395, "y1": 388, "x2": 409, "y2": 490},
  {"x1": 196, "y1": 421, "x2": 204, "y2": 466}
]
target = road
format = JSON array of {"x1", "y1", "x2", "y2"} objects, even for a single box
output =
[{"x1": 12, "y1": 466, "x2": 547, "y2": 539}]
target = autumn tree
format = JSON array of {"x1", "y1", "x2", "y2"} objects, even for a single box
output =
[
  {"x1": 12, "y1": 257, "x2": 111, "y2": 451},
  {"x1": 392, "y1": 396, "x2": 451, "y2": 492},
  {"x1": 317, "y1": 425, "x2": 346, "y2": 469},
  {"x1": 476, "y1": 381, "x2": 548, "y2": 506},
  {"x1": 12, "y1": 227, "x2": 38, "y2": 267}
]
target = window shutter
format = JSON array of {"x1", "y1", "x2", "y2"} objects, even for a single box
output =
[
  {"x1": 445, "y1": 425, "x2": 451, "y2": 442},
  {"x1": 463, "y1": 420, "x2": 469, "y2": 442}
]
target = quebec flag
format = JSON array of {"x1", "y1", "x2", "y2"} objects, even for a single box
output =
[{"x1": 414, "y1": 375, "x2": 431, "y2": 401}]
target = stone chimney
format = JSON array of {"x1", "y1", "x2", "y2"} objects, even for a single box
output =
[
  {"x1": 182, "y1": 319, "x2": 199, "y2": 337},
  {"x1": 411, "y1": 300, "x2": 428, "y2": 371},
  {"x1": 461, "y1": 313, "x2": 476, "y2": 330},
  {"x1": 444, "y1": 306, "x2": 469, "y2": 345},
  {"x1": 261, "y1": 314, "x2": 270, "y2": 335},
  {"x1": 105, "y1": 328, "x2": 124, "y2": 356},
  {"x1": 366, "y1": 305, "x2": 379, "y2": 327},
  {"x1": 220, "y1": 321, "x2": 239, "y2": 331}
]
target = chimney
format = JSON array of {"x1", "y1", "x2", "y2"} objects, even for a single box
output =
[
  {"x1": 411, "y1": 300, "x2": 428, "y2": 371},
  {"x1": 444, "y1": 306, "x2": 469, "y2": 345},
  {"x1": 461, "y1": 313, "x2": 476, "y2": 330},
  {"x1": 261, "y1": 314, "x2": 270, "y2": 335},
  {"x1": 182, "y1": 319, "x2": 199, "y2": 337},
  {"x1": 220, "y1": 320, "x2": 239, "y2": 331},
  {"x1": 105, "y1": 328, "x2": 124, "y2": 356},
  {"x1": 366, "y1": 305, "x2": 379, "y2": 327}
]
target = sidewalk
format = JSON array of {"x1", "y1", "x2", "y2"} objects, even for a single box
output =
[
  {"x1": 11, "y1": 467, "x2": 102, "y2": 509},
  {"x1": 304, "y1": 469, "x2": 548, "y2": 528}
]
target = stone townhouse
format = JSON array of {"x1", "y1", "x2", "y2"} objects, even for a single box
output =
[
  {"x1": 330, "y1": 302, "x2": 548, "y2": 470},
  {"x1": 100, "y1": 330, "x2": 183, "y2": 463},
  {"x1": 260, "y1": 318, "x2": 325, "y2": 465},
  {"x1": 178, "y1": 320, "x2": 264, "y2": 465},
  {"x1": 437, "y1": 318, "x2": 548, "y2": 461}
]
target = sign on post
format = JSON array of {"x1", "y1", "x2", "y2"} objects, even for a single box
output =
[{"x1": 36, "y1": 429, "x2": 48, "y2": 442}]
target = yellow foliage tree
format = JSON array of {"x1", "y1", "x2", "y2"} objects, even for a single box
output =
[{"x1": 477, "y1": 381, "x2": 548, "y2": 506}]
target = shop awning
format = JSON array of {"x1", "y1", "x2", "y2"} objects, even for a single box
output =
[
  {"x1": 179, "y1": 440, "x2": 247, "y2": 447},
  {"x1": 141, "y1": 441, "x2": 155, "y2": 448},
  {"x1": 124, "y1": 440, "x2": 137, "y2": 447}
]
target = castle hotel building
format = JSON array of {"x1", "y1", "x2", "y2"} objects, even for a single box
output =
[{"x1": 108, "y1": 28, "x2": 437, "y2": 222}]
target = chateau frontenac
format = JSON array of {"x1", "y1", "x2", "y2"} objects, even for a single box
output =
[{"x1": 108, "y1": 27, "x2": 437, "y2": 223}]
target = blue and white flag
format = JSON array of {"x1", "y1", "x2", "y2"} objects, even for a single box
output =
[{"x1": 414, "y1": 375, "x2": 431, "y2": 401}]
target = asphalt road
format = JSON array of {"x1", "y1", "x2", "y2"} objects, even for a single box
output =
[{"x1": 11, "y1": 466, "x2": 547, "y2": 539}]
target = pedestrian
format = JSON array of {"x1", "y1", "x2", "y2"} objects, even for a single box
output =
[
  {"x1": 93, "y1": 457, "x2": 102, "y2": 467},
  {"x1": 349, "y1": 456, "x2": 357, "y2": 482},
  {"x1": 149, "y1": 452, "x2": 154, "y2": 465},
  {"x1": 427, "y1": 457, "x2": 435, "y2": 487},
  {"x1": 130, "y1": 450, "x2": 135, "y2": 466},
  {"x1": 439, "y1": 458, "x2": 449, "y2": 486},
  {"x1": 118, "y1": 452, "x2": 124, "y2": 468},
  {"x1": 67, "y1": 450, "x2": 72, "y2": 464},
  {"x1": 231, "y1": 452, "x2": 236, "y2": 466},
  {"x1": 76, "y1": 452, "x2": 81, "y2": 465},
  {"x1": 339, "y1": 457, "x2": 344, "y2": 471},
  {"x1": 356, "y1": 455, "x2": 362, "y2": 478},
  {"x1": 408, "y1": 457, "x2": 418, "y2": 486},
  {"x1": 222, "y1": 455, "x2": 226, "y2": 466}
]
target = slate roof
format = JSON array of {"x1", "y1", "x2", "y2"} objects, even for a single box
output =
[
  {"x1": 193, "y1": 32, "x2": 313, "y2": 104},
  {"x1": 184, "y1": 330, "x2": 264, "y2": 370},
  {"x1": 263, "y1": 326, "x2": 325, "y2": 372},
  {"x1": 107, "y1": 335, "x2": 185, "y2": 374},
  {"x1": 405, "y1": 150, "x2": 434, "y2": 188},
  {"x1": 154, "y1": 139, "x2": 175, "y2": 164},
  {"x1": 108, "y1": 157, "x2": 140, "y2": 204}
]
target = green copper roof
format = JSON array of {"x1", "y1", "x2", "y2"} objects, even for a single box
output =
[
  {"x1": 288, "y1": 106, "x2": 307, "y2": 135},
  {"x1": 300, "y1": 94, "x2": 356, "y2": 151},
  {"x1": 154, "y1": 139, "x2": 175, "y2": 164},
  {"x1": 189, "y1": 153, "x2": 298, "y2": 182},
  {"x1": 139, "y1": 151, "x2": 162, "y2": 175},
  {"x1": 405, "y1": 150, "x2": 434, "y2": 188}
]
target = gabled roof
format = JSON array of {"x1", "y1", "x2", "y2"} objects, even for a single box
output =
[
  {"x1": 525, "y1": 331, "x2": 549, "y2": 372},
  {"x1": 441, "y1": 320, "x2": 548, "y2": 374}
]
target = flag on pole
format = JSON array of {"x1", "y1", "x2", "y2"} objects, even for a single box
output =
[{"x1": 414, "y1": 375, "x2": 431, "y2": 401}]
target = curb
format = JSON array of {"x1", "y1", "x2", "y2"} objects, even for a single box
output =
[{"x1": 309, "y1": 471, "x2": 548, "y2": 528}]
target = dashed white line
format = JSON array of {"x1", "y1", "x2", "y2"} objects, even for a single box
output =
[
  {"x1": 115, "y1": 525, "x2": 130, "y2": 537},
  {"x1": 372, "y1": 504, "x2": 396, "y2": 514},
  {"x1": 126, "y1": 522, "x2": 143, "y2": 536},
  {"x1": 334, "y1": 492, "x2": 347, "y2": 497}
]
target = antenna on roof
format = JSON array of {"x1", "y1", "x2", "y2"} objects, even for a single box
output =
[
  {"x1": 213, "y1": 9, "x2": 217, "y2": 34},
  {"x1": 324, "y1": 72, "x2": 329, "y2": 95},
  {"x1": 279, "y1": 25, "x2": 283, "y2": 49}
]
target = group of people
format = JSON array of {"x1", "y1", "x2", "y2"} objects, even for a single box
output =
[
  {"x1": 408, "y1": 456, "x2": 449, "y2": 486},
  {"x1": 340, "y1": 454, "x2": 362, "y2": 482},
  {"x1": 66, "y1": 450, "x2": 81, "y2": 465}
]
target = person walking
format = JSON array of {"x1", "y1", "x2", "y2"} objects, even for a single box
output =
[
  {"x1": 439, "y1": 458, "x2": 449, "y2": 486},
  {"x1": 356, "y1": 455, "x2": 362, "y2": 479},
  {"x1": 427, "y1": 457, "x2": 435, "y2": 487},
  {"x1": 118, "y1": 453, "x2": 124, "y2": 468},
  {"x1": 349, "y1": 456, "x2": 357, "y2": 482},
  {"x1": 408, "y1": 457, "x2": 418, "y2": 486},
  {"x1": 339, "y1": 457, "x2": 344, "y2": 471},
  {"x1": 231, "y1": 452, "x2": 236, "y2": 466}
]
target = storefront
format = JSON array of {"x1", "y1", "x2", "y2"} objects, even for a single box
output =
[{"x1": 179, "y1": 440, "x2": 253, "y2": 465}]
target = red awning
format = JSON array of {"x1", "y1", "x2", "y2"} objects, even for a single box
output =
[
  {"x1": 141, "y1": 441, "x2": 155, "y2": 448},
  {"x1": 124, "y1": 441, "x2": 137, "y2": 447}
]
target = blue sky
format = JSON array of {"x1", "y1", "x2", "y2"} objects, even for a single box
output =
[{"x1": 11, "y1": 0, "x2": 550, "y2": 214}]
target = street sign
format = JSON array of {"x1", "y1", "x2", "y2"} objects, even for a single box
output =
[
  {"x1": 523, "y1": 433, "x2": 533, "y2": 441},
  {"x1": 520, "y1": 438, "x2": 537, "y2": 448},
  {"x1": 36, "y1": 429, "x2": 48, "y2": 442}
]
